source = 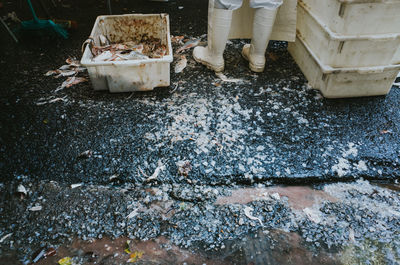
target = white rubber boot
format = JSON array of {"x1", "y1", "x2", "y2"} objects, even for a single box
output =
[
  {"x1": 242, "y1": 7, "x2": 279, "y2": 72},
  {"x1": 193, "y1": 9, "x2": 233, "y2": 72}
]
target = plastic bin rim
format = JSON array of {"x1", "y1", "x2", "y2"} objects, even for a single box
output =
[
  {"x1": 299, "y1": 0, "x2": 400, "y2": 40},
  {"x1": 81, "y1": 55, "x2": 173, "y2": 67},
  {"x1": 96, "y1": 13, "x2": 170, "y2": 20}
]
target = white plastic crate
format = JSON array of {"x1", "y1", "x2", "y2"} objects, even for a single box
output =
[
  {"x1": 297, "y1": 1, "x2": 400, "y2": 68},
  {"x1": 393, "y1": 46, "x2": 400, "y2": 65},
  {"x1": 288, "y1": 36, "x2": 400, "y2": 98},
  {"x1": 301, "y1": 0, "x2": 400, "y2": 36},
  {"x1": 81, "y1": 14, "x2": 173, "y2": 92}
]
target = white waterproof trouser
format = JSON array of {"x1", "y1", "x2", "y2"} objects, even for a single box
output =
[{"x1": 214, "y1": 0, "x2": 283, "y2": 10}]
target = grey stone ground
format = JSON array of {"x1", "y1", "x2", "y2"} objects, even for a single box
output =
[
  {"x1": 0, "y1": 0, "x2": 400, "y2": 264},
  {"x1": 1, "y1": 178, "x2": 400, "y2": 264}
]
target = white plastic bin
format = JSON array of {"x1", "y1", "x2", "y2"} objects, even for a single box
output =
[
  {"x1": 301, "y1": 0, "x2": 400, "y2": 36},
  {"x1": 393, "y1": 46, "x2": 400, "y2": 65},
  {"x1": 297, "y1": 1, "x2": 400, "y2": 68},
  {"x1": 288, "y1": 36, "x2": 400, "y2": 98},
  {"x1": 81, "y1": 14, "x2": 173, "y2": 92}
]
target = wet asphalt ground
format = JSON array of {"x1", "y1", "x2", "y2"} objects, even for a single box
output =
[{"x1": 1, "y1": 0, "x2": 400, "y2": 264}]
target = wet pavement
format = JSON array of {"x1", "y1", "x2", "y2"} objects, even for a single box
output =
[
  {"x1": 1, "y1": 179, "x2": 399, "y2": 264},
  {"x1": 0, "y1": 0, "x2": 400, "y2": 264}
]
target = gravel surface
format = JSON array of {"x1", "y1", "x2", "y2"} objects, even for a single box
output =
[
  {"x1": 1, "y1": 1, "x2": 400, "y2": 186},
  {"x1": 1, "y1": 0, "x2": 400, "y2": 264},
  {"x1": 1, "y1": 178, "x2": 399, "y2": 264}
]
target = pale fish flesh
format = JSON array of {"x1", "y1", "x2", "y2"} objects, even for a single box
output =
[
  {"x1": 176, "y1": 38, "x2": 200, "y2": 53},
  {"x1": 174, "y1": 55, "x2": 187, "y2": 73}
]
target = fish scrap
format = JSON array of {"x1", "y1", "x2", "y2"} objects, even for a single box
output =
[
  {"x1": 84, "y1": 34, "x2": 167, "y2": 62},
  {"x1": 127, "y1": 209, "x2": 139, "y2": 219},
  {"x1": 171, "y1": 35, "x2": 184, "y2": 44},
  {"x1": 243, "y1": 206, "x2": 263, "y2": 226},
  {"x1": 70, "y1": 183, "x2": 83, "y2": 189},
  {"x1": 176, "y1": 38, "x2": 201, "y2": 53},
  {"x1": 93, "y1": 49, "x2": 149, "y2": 62},
  {"x1": 45, "y1": 69, "x2": 76, "y2": 78},
  {"x1": 77, "y1": 150, "x2": 93, "y2": 159},
  {"x1": 36, "y1": 95, "x2": 69, "y2": 106},
  {"x1": 55, "y1": 77, "x2": 88, "y2": 92},
  {"x1": 29, "y1": 205, "x2": 42, "y2": 211},
  {"x1": 65, "y1": 57, "x2": 81, "y2": 67},
  {"x1": 17, "y1": 184, "x2": 27, "y2": 196},
  {"x1": 215, "y1": 72, "x2": 244, "y2": 83},
  {"x1": 146, "y1": 161, "x2": 166, "y2": 182},
  {"x1": 0, "y1": 233, "x2": 12, "y2": 244},
  {"x1": 174, "y1": 55, "x2": 187, "y2": 73},
  {"x1": 45, "y1": 57, "x2": 86, "y2": 78}
]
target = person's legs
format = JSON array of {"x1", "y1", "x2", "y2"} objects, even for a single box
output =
[
  {"x1": 248, "y1": 0, "x2": 283, "y2": 9},
  {"x1": 242, "y1": 0, "x2": 282, "y2": 72},
  {"x1": 193, "y1": 0, "x2": 242, "y2": 72},
  {"x1": 214, "y1": 0, "x2": 243, "y2": 10}
]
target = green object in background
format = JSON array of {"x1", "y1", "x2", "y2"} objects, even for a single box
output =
[{"x1": 21, "y1": 0, "x2": 68, "y2": 39}]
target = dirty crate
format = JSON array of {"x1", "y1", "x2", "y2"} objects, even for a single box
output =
[
  {"x1": 81, "y1": 14, "x2": 173, "y2": 92},
  {"x1": 288, "y1": 36, "x2": 400, "y2": 98},
  {"x1": 297, "y1": 1, "x2": 400, "y2": 68},
  {"x1": 394, "y1": 46, "x2": 400, "y2": 65},
  {"x1": 301, "y1": 0, "x2": 400, "y2": 36}
]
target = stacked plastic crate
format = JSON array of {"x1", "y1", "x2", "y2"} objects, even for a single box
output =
[{"x1": 288, "y1": 0, "x2": 400, "y2": 98}]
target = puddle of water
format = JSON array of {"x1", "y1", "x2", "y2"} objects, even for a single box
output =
[
  {"x1": 35, "y1": 237, "x2": 229, "y2": 265},
  {"x1": 218, "y1": 230, "x2": 339, "y2": 265},
  {"x1": 31, "y1": 231, "x2": 340, "y2": 265}
]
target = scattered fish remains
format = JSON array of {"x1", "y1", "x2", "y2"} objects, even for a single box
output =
[
  {"x1": 171, "y1": 35, "x2": 184, "y2": 44},
  {"x1": 84, "y1": 35, "x2": 167, "y2": 62},
  {"x1": 44, "y1": 57, "x2": 88, "y2": 93},
  {"x1": 45, "y1": 57, "x2": 86, "y2": 78},
  {"x1": 174, "y1": 55, "x2": 187, "y2": 73},
  {"x1": 3, "y1": 178, "x2": 400, "y2": 264},
  {"x1": 55, "y1": 77, "x2": 88, "y2": 92},
  {"x1": 176, "y1": 38, "x2": 201, "y2": 53},
  {"x1": 215, "y1": 72, "x2": 245, "y2": 83}
]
